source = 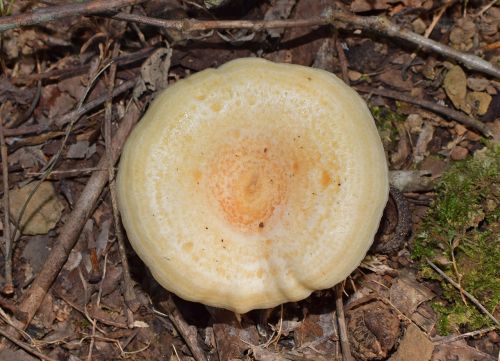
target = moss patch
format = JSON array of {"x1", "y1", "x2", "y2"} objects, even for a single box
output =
[
  {"x1": 413, "y1": 145, "x2": 500, "y2": 335},
  {"x1": 371, "y1": 105, "x2": 405, "y2": 151}
]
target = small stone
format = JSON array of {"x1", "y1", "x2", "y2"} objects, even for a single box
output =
[
  {"x1": 348, "y1": 70, "x2": 362, "y2": 82},
  {"x1": 412, "y1": 18, "x2": 427, "y2": 34},
  {"x1": 486, "y1": 85, "x2": 497, "y2": 95},
  {"x1": 466, "y1": 131, "x2": 481, "y2": 141},
  {"x1": 450, "y1": 146, "x2": 469, "y2": 160},
  {"x1": 454, "y1": 124, "x2": 467, "y2": 136}
]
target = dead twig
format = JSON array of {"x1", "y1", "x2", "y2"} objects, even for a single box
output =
[
  {"x1": 0, "y1": 111, "x2": 13, "y2": 295},
  {"x1": 331, "y1": 11, "x2": 500, "y2": 79},
  {"x1": 12, "y1": 47, "x2": 154, "y2": 85},
  {"x1": 355, "y1": 86, "x2": 492, "y2": 137},
  {"x1": 1, "y1": 78, "x2": 135, "y2": 140},
  {"x1": 0, "y1": 327, "x2": 57, "y2": 361},
  {"x1": 432, "y1": 325, "x2": 498, "y2": 344},
  {"x1": 159, "y1": 297, "x2": 208, "y2": 361},
  {"x1": 55, "y1": 290, "x2": 127, "y2": 329},
  {"x1": 0, "y1": 0, "x2": 146, "y2": 32},
  {"x1": 26, "y1": 167, "x2": 106, "y2": 180},
  {"x1": 14, "y1": 98, "x2": 140, "y2": 327},
  {"x1": 426, "y1": 259, "x2": 500, "y2": 327},
  {"x1": 335, "y1": 283, "x2": 354, "y2": 361},
  {"x1": 111, "y1": 12, "x2": 329, "y2": 32},
  {"x1": 108, "y1": 10, "x2": 500, "y2": 78},
  {"x1": 105, "y1": 43, "x2": 140, "y2": 321},
  {"x1": 402, "y1": 4, "x2": 449, "y2": 78},
  {"x1": 56, "y1": 78, "x2": 137, "y2": 127},
  {"x1": 334, "y1": 31, "x2": 350, "y2": 85}
]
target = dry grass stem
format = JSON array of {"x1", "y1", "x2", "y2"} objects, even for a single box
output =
[{"x1": 426, "y1": 259, "x2": 500, "y2": 327}]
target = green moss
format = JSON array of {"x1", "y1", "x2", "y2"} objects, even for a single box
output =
[
  {"x1": 413, "y1": 145, "x2": 500, "y2": 335},
  {"x1": 0, "y1": 0, "x2": 15, "y2": 16},
  {"x1": 370, "y1": 105, "x2": 405, "y2": 151}
]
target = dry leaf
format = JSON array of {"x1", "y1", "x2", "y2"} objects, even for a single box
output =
[
  {"x1": 466, "y1": 91, "x2": 492, "y2": 115},
  {"x1": 389, "y1": 276, "x2": 434, "y2": 316},
  {"x1": 9, "y1": 181, "x2": 65, "y2": 235},
  {"x1": 134, "y1": 48, "x2": 173, "y2": 97},
  {"x1": 388, "y1": 324, "x2": 434, "y2": 361},
  {"x1": 443, "y1": 65, "x2": 468, "y2": 112},
  {"x1": 264, "y1": 0, "x2": 296, "y2": 38},
  {"x1": 414, "y1": 122, "x2": 435, "y2": 163}
]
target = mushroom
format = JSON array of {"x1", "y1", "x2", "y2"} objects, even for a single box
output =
[{"x1": 117, "y1": 58, "x2": 388, "y2": 314}]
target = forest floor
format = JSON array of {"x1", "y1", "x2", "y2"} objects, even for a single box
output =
[{"x1": 0, "y1": 0, "x2": 498, "y2": 360}]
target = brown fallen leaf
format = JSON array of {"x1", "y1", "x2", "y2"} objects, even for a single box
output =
[
  {"x1": 389, "y1": 275, "x2": 434, "y2": 317},
  {"x1": 443, "y1": 65, "x2": 469, "y2": 112},
  {"x1": 9, "y1": 181, "x2": 65, "y2": 235},
  {"x1": 388, "y1": 324, "x2": 434, "y2": 361},
  {"x1": 466, "y1": 91, "x2": 492, "y2": 115}
]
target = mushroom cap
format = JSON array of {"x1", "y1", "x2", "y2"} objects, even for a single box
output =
[{"x1": 117, "y1": 58, "x2": 388, "y2": 313}]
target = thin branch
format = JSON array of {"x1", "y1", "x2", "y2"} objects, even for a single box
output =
[
  {"x1": 105, "y1": 44, "x2": 140, "y2": 321},
  {"x1": 335, "y1": 31, "x2": 350, "y2": 85},
  {"x1": 432, "y1": 325, "x2": 498, "y2": 344},
  {"x1": 0, "y1": 0, "x2": 146, "y2": 32},
  {"x1": 402, "y1": 4, "x2": 449, "y2": 77},
  {"x1": 0, "y1": 79, "x2": 134, "y2": 140},
  {"x1": 15, "y1": 98, "x2": 140, "y2": 327},
  {"x1": 56, "y1": 77, "x2": 137, "y2": 127},
  {"x1": 426, "y1": 259, "x2": 500, "y2": 327},
  {"x1": 0, "y1": 113, "x2": 13, "y2": 295},
  {"x1": 111, "y1": 12, "x2": 329, "y2": 32},
  {"x1": 55, "y1": 290, "x2": 127, "y2": 329},
  {"x1": 355, "y1": 86, "x2": 492, "y2": 137},
  {"x1": 25, "y1": 167, "x2": 106, "y2": 180},
  {"x1": 331, "y1": 11, "x2": 500, "y2": 79},
  {"x1": 12, "y1": 47, "x2": 154, "y2": 85},
  {"x1": 109, "y1": 10, "x2": 500, "y2": 79},
  {"x1": 0, "y1": 327, "x2": 57, "y2": 361},
  {"x1": 159, "y1": 297, "x2": 208, "y2": 361},
  {"x1": 335, "y1": 283, "x2": 354, "y2": 361}
]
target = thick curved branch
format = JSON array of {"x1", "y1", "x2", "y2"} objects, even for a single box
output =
[
  {"x1": 110, "y1": 10, "x2": 500, "y2": 79},
  {"x1": 0, "y1": 0, "x2": 146, "y2": 32}
]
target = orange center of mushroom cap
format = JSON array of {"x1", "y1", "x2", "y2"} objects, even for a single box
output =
[{"x1": 208, "y1": 138, "x2": 290, "y2": 232}]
